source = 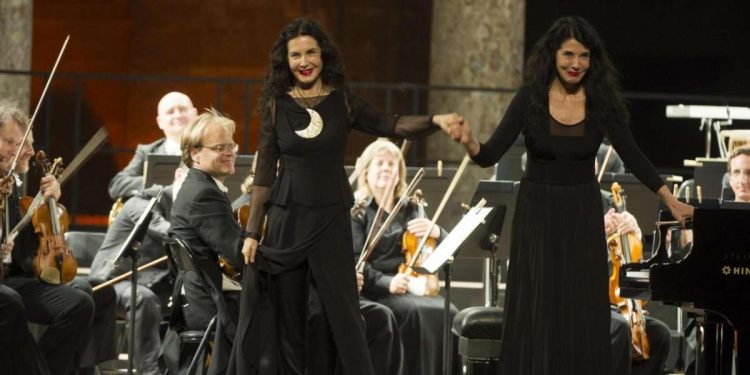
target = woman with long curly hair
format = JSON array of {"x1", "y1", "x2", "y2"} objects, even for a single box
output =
[
  {"x1": 228, "y1": 18, "x2": 462, "y2": 374},
  {"x1": 452, "y1": 16, "x2": 693, "y2": 374}
]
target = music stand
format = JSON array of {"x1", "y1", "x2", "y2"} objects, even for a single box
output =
[
  {"x1": 413, "y1": 204, "x2": 492, "y2": 375},
  {"x1": 108, "y1": 191, "x2": 161, "y2": 375}
]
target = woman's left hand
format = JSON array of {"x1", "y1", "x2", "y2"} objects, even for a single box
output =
[
  {"x1": 406, "y1": 218, "x2": 439, "y2": 239},
  {"x1": 432, "y1": 113, "x2": 464, "y2": 140}
]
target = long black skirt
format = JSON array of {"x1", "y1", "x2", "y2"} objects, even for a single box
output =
[
  {"x1": 498, "y1": 178, "x2": 611, "y2": 374},
  {"x1": 229, "y1": 202, "x2": 374, "y2": 375}
]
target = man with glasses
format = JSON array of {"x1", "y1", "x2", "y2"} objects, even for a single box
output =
[
  {"x1": 168, "y1": 109, "x2": 244, "y2": 374},
  {"x1": 108, "y1": 91, "x2": 197, "y2": 200}
]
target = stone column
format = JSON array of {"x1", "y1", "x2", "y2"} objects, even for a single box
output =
[
  {"x1": 427, "y1": 0, "x2": 525, "y2": 229},
  {"x1": 0, "y1": 0, "x2": 33, "y2": 112}
]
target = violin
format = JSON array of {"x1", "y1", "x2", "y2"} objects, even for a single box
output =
[
  {"x1": 30, "y1": 152, "x2": 78, "y2": 285},
  {"x1": 398, "y1": 190, "x2": 440, "y2": 296},
  {"x1": 607, "y1": 182, "x2": 650, "y2": 361}
]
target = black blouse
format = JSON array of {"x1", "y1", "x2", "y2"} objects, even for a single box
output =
[
  {"x1": 246, "y1": 90, "x2": 438, "y2": 235},
  {"x1": 471, "y1": 87, "x2": 664, "y2": 193}
]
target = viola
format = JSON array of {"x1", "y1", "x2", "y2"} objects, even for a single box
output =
[
  {"x1": 398, "y1": 190, "x2": 440, "y2": 296},
  {"x1": 31, "y1": 152, "x2": 78, "y2": 285},
  {"x1": 607, "y1": 182, "x2": 650, "y2": 360}
]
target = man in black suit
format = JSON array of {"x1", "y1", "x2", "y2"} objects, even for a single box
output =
[
  {"x1": 169, "y1": 109, "x2": 244, "y2": 374},
  {"x1": 0, "y1": 103, "x2": 97, "y2": 375},
  {"x1": 108, "y1": 91, "x2": 197, "y2": 200}
]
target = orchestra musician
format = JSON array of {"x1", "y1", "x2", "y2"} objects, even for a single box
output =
[
  {"x1": 108, "y1": 91, "x2": 197, "y2": 200},
  {"x1": 0, "y1": 103, "x2": 97, "y2": 375},
  {"x1": 602, "y1": 190, "x2": 671, "y2": 375},
  {"x1": 352, "y1": 139, "x2": 458, "y2": 375},
  {"x1": 450, "y1": 16, "x2": 693, "y2": 374},
  {"x1": 728, "y1": 145, "x2": 750, "y2": 202},
  {"x1": 168, "y1": 109, "x2": 244, "y2": 374},
  {"x1": 89, "y1": 165, "x2": 188, "y2": 375},
  {"x1": 230, "y1": 18, "x2": 462, "y2": 375}
]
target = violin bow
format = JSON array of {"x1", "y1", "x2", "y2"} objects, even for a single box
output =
[
  {"x1": 597, "y1": 144, "x2": 614, "y2": 183},
  {"x1": 406, "y1": 154, "x2": 470, "y2": 269},
  {"x1": 5, "y1": 35, "x2": 70, "y2": 180}
]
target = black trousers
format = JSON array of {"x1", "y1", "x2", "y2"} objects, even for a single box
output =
[
  {"x1": 0, "y1": 284, "x2": 50, "y2": 375},
  {"x1": 3, "y1": 276, "x2": 94, "y2": 375},
  {"x1": 610, "y1": 309, "x2": 671, "y2": 375},
  {"x1": 360, "y1": 297, "x2": 404, "y2": 375}
]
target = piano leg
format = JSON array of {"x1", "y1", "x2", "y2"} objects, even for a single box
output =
[{"x1": 701, "y1": 317, "x2": 734, "y2": 375}]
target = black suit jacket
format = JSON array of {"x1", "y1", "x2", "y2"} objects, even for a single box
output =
[
  {"x1": 108, "y1": 138, "x2": 168, "y2": 200},
  {"x1": 168, "y1": 168, "x2": 243, "y2": 375},
  {"x1": 169, "y1": 168, "x2": 243, "y2": 281}
]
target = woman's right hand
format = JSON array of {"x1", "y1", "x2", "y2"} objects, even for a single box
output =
[
  {"x1": 389, "y1": 273, "x2": 410, "y2": 294},
  {"x1": 242, "y1": 238, "x2": 258, "y2": 264},
  {"x1": 455, "y1": 119, "x2": 481, "y2": 156}
]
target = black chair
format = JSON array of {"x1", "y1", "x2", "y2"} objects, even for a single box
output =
[
  {"x1": 452, "y1": 306, "x2": 503, "y2": 374},
  {"x1": 163, "y1": 236, "x2": 218, "y2": 375},
  {"x1": 65, "y1": 230, "x2": 106, "y2": 275}
]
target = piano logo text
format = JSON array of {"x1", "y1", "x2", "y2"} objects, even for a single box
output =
[{"x1": 722, "y1": 265, "x2": 750, "y2": 276}]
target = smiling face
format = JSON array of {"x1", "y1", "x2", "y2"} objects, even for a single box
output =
[
  {"x1": 157, "y1": 92, "x2": 197, "y2": 143},
  {"x1": 287, "y1": 35, "x2": 324, "y2": 89},
  {"x1": 190, "y1": 123, "x2": 236, "y2": 180},
  {"x1": 730, "y1": 154, "x2": 750, "y2": 202},
  {"x1": 555, "y1": 38, "x2": 590, "y2": 86},
  {"x1": 365, "y1": 149, "x2": 400, "y2": 194}
]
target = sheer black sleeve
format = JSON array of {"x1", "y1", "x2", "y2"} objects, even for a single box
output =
[
  {"x1": 470, "y1": 89, "x2": 527, "y2": 167},
  {"x1": 348, "y1": 93, "x2": 439, "y2": 139},
  {"x1": 609, "y1": 124, "x2": 664, "y2": 193},
  {"x1": 245, "y1": 105, "x2": 277, "y2": 235}
]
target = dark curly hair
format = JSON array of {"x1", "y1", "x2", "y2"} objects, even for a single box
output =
[
  {"x1": 523, "y1": 16, "x2": 627, "y2": 138},
  {"x1": 259, "y1": 18, "x2": 349, "y2": 111}
]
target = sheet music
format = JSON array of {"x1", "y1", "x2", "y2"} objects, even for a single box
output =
[{"x1": 418, "y1": 206, "x2": 493, "y2": 273}]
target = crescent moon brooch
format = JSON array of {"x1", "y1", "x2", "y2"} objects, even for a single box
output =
[{"x1": 295, "y1": 108, "x2": 324, "y2": 139}]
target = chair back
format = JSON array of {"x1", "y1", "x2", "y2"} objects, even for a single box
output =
[
  {"x1": 65, "y1": 231, "x2": 106, "y2": 268},
  {"x1": 164, "y1": 236, "x2": 198, "y2": 273}
]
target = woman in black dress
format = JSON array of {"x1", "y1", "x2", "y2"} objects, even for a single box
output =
[
  {"x1": 229, "y1": 18, "x2": 462, "y2": 375},
  {"x1": 352, "y1": 139, "x2": 458, "y2": 375},
  {"x1": 451, "y1": 17, "x2": 693, "y2": 374}
]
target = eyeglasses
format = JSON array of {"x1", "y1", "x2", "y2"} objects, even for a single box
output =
[{"x1": 199, "y1": 143, "x2": 239, "y2": 154}]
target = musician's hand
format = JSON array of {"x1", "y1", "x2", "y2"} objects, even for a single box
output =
[
  {"x1": 603, "y1": 208, "x2": 618, "y2": 235},
  {"x1": 356, "y1": 272, "x2": 364, "y2": 294},
  {"x1": 242, "y1": 238, "x2": 258, "y2": 264},
  {"x1": 406, "y1": 218, "x2": 440, "y2": 239},
  {"x1": 389, "y1": 273, "x2": 410, "y2": 294},
  {"x1": 1, "y1": 239, "x2": 14, "y2": 260},
  {"x1": 40, "y1": 175, "x2": 61, "y2": 201},
  {"x1": 0, "y1": 175, "x2": 13, "y2": 196},
  {"x1": 617, "y1": 211, "x2": 642, "y2": 239}
]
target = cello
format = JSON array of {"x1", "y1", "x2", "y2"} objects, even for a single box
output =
[
  {"x1": 607, "y1": 182, "x2": 650, "y2": 360},
  {"x1": 30, "y1": 152, "x2": 78, "y2": 285}
]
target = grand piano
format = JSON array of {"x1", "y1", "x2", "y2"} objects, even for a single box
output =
[{"x1": 620, "y1": 204, "x2": 750, "y2": 374}]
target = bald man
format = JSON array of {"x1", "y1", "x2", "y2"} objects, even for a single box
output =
[{"x1": 108, "y1": 91, "x2": 197, "y2": 200}]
